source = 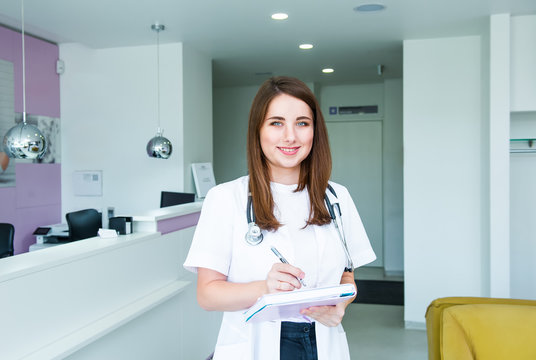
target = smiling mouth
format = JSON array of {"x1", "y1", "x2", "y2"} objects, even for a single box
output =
[{"x1": 278, "y1": 147, "x2": 300, "y2": 154}]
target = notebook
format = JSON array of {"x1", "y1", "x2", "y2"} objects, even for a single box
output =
[{"x1": 244, "y1": 283, "x2": 356, "y2": 323}]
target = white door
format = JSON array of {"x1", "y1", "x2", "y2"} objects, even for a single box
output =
[{"x1": 327, "y1": 120, "x2": 383, "y2": 267}]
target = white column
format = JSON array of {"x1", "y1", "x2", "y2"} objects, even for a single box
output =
[
  {"x1": 489, "y1": 14, "x2": 510, "y2": 298},
  {"x1": 403, "y1": 36, "x2": 483, "y2": 327}
]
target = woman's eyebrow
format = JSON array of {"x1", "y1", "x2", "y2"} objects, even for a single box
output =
[
  {"x1": 266, "y1": 116, "x2": 286, "y2": 120},
  {"x1": 265, "y1": 115, "x2": 312, "y2": 121}
]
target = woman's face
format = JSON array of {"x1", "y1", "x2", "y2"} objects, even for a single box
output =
[{"x1": 259, "y1": 93, "x2": 314, "y2": 184}]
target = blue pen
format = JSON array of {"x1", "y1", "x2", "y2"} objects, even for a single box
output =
[{"x1": 270, "y1": 246, "x2": 307, "y2": 287}]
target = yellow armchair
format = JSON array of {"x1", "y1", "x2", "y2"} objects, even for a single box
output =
[{"x1": 425, "y1": 297, "x2": 536, "y2": 360}]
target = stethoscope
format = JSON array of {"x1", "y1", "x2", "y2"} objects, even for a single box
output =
[{"x1": 245, "y1": 184, "x2": 354, "y2": 272}]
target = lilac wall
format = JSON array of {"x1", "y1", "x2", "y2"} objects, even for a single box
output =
[
  {"x1": 0, "y1": 26, "x2": 60, "y2": 117},
  {"x1": 0, "y1": 25, "x2": 61, "y2": 254},
  {"x1": 157, "y1": 212, "x2": 201, "y2": 235}
]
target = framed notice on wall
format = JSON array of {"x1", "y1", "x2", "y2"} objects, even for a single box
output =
[
  {"x1": 73, "y1": 170, "x2": 103, "y2": 196},
  {"x1": 191, "y1": 163, "x2": 216, "y2": 198}
]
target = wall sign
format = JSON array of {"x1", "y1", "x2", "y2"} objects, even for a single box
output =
[{"x1": 73, "y1": 170, "x2": 103, "y2": 196}]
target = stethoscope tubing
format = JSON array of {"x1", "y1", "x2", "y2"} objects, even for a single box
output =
[
  {"x1": 325, "y1": 187, "x2": 354, "y2": 271},
  {"x1": 330, "y1": 202, "x2": 354, "y2": 271},
  {"x1": 246, "y1": 184, "x2": 354, "y2": 272}
]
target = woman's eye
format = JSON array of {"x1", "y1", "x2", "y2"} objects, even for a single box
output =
[
  {"x1": 270, "y1": 121, "x2": 283, "y2": 126},
  {"x1": 297, "y1": 121, "x2": 310, "y2": 126}
]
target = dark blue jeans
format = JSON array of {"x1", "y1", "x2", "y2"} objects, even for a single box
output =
[{"x1": 280, "y1": 322, "x2": 318, "y2": 360}]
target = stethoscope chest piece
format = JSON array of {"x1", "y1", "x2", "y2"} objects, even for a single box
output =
[{"x1": 245, "y1": 222, "x2": 263, "y2": 245}]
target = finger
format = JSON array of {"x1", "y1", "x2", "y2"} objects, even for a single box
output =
[
  {"x1": 272, "y1": 263, "x2": 306, "y2": 281},
  {"x1": 277, "y1": 280, "x2": 295, "y2": 291},
  {"x1": 277, "y1": 273, "x2": 302, "y2": 289},
  {"x1": 301, "y1": 306, "x2": 343, "y2": 327}
]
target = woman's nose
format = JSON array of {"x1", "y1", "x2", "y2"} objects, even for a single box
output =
[{"x1": 283, "y1": 124, "x2": 296, "y2": 142}]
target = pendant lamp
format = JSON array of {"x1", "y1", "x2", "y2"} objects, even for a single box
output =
[
  {"x1": 146, "y1": 23, "x2": 172, "y2": 159},
  {"x1": 3, "y1": 0, "x2": 47, "y2": 159}
]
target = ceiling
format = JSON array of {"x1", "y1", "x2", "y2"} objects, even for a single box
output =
[{"x1": 0, "y1": 0, "x2": 535, "y2": 87}]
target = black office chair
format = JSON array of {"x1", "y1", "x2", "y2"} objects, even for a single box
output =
[
  {"x1": 160, "y1": 191, "x2": 196, "y2": 208},
  {"x1": 65, "y1": 209, "x2": 102, "y2": 241},
  {"x1": 0, "y1": 223, "x2": 15, "y2": 258}
]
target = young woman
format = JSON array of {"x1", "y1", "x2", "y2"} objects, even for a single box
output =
[{"x1": 184, "y1": 76, "x2": 376, "y2": 360}]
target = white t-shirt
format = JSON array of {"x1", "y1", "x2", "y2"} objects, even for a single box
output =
[
  {"x1": 270, "y1": 182, "x2": 318, "y2": 321},
  {"x1": 184, "y1": 175, "x2": 376, "y2": 288},
  {"x1": 183, "y1": 175, "x2": 376, "y2": 360}
]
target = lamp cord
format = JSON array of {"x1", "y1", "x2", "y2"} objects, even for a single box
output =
[
  {"x1": 156, "y1": 27, "x2": 160, "y2": 131},
  {"x1": 21, "y1": 0, "x2": 26, "y2": 124}
]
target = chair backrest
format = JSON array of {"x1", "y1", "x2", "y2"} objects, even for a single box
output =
[
  {"x1": 66, "y1": 209, "x2": 102, "y2": 241},
  {"x1": 425, "y1": 296, "x2": 536, "y2": 360},
  {"x1": 160, "y1": 191, "x2": 196, "y2": 208},
  {"x1": 0, "y1": 223, "x2": 15, "y2": 258}
]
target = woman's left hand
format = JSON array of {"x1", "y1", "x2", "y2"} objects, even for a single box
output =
[{"x1": 299, "y1": 302, "x2": 346, "y2": 327}]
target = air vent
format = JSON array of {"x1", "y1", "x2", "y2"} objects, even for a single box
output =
[{"x1": 338, "y1": 105, "x2": 378, "y2": 115}]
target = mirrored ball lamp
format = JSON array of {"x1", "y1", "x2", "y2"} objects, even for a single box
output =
[
  {"x1": 3, "y1": 0, "x2": 47, "y2": 160},
  {"x1": 3, "y1": 119, "x2": 47, "y2": 159},
  {"x1": 146, "y1": 23, "x2": 172, "y2": 159},
  {"x1": 146, "y1": 127, "x2": 172, "y2": 159}
]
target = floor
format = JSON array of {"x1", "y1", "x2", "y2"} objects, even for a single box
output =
[
  {"x1": 344, "y1": 304, "x2": 428, "y2": 360},
  {"x1": 343, "y1": 266, "x2": 428, "y2": 359}
]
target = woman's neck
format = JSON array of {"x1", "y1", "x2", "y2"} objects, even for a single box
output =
[{"x1": 269, "y1": 167, "x2": 299, "y2": 185}]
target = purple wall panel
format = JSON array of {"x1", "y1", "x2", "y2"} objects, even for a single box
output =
[
  {"x1": 15, "y1": 204, "x2": 61, "y2": 254},
  {"x1": 157, "y1": 212, "x2": 201, "y2": 235},
  {"x1": 0, "y1": 26, "x2": 19, "y2": 72},
  {"x1": 25, "y1": 35, "x2": 60, "y2": 118},
  {"x1": 0, "y1": 187, "x2": 17, "y2": 224},
  {"x1": 16, "y1": 163, "x2": 61, "y2": 208},
  {"x1": 0, "y1": 25, "x2": 60, "y2": 118},
  {"x1": 0, "y1": 25, "x2": 62, "y2": 255},
  {"x1": 12, "y1": 163, "x2": 62, "y2": 254}
]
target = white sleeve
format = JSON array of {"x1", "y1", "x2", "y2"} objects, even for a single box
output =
[
  {"x1": 337, "y1": 185, "x2": 377, "y2": 268},
  {"x1": 183, "y1": 184, "x2": 235, "y2": 275}
]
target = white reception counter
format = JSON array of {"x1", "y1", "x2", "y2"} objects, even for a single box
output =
[{"x1": 0, "y1": 202, "x2": 221, "y2": 360}]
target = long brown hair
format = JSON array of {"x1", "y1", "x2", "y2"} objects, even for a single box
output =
[{"x1": 247, "y1": 76, "x2": 332, "y2": 231}]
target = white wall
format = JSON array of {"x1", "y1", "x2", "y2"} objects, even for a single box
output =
[
  {"x1": 511, "y1": 15, "x2": 536, "y2": 112},
  {"x1": 182, "y1": 44, "x2": 213, "y2": 194},
  {"x1": 383, "y1": 79, "x2": 404, "y2": 275},
  {"x1": 212, "y1": 85, "x2": 258, "y2": 183},
  {"x1": 60, "y1": 42, "x2": 213, "y2": 216},
  {"x1": 510, "y1": 113, "x2": 536, "y2": 300},
  {"x1": 60, "y1": 43, "x2": 184, "y2": 218},
  {"x1": 320, "y1": 83, "x2": 385, "y2": 267},
  {"x1": 320, "y1": 83, "x2": 384, "y2": 122},
  {"x1": 509, "y1": 13, "x2": 536, "y2": 299},
  {"x1": 403, "y1": 36, "x2": 484, "y2": 326}
]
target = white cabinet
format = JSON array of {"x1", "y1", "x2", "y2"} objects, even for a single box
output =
[{"x1": 511, "y1": 15, "x2": 536, "y2": 112}]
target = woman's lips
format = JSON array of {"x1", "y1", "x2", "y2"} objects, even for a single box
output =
[{"x1": 277, "y1": 146, "x2": 300, "y2": 155}]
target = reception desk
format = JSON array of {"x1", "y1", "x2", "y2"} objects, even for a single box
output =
[{"x1": 0, "y1": 202, "x2": 221, "y2": 359}]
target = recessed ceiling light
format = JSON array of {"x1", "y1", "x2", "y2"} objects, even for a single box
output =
[
  {"x1": 354, "y1": 4, "x2": 386, "y2": 12},
  {"x1": 299, "y1": 44, "x2": 314, "y2": 50},
  {"x1": 322, "y1": 68, "x2": 334, "y2": 74},
  {"x1": 271, "y1": 13, "x2": 289, "y2": 20}
]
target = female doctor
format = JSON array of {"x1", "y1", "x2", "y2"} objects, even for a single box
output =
[{"x1": 184, "y1": 76, "x2": 376, "y2": 360}]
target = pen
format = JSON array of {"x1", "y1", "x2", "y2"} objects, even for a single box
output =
[{"x1": 270, "y1": 246, "x2": 307, "y2": 287}]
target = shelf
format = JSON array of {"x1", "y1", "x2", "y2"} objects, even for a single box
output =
[{"x1": 510, "y1": 139, "x2": 536, "y2": 153}]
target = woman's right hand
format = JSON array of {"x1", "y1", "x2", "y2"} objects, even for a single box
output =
[{"x1": 266, "y1": 263, "x2": 305, "y2": 293}]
